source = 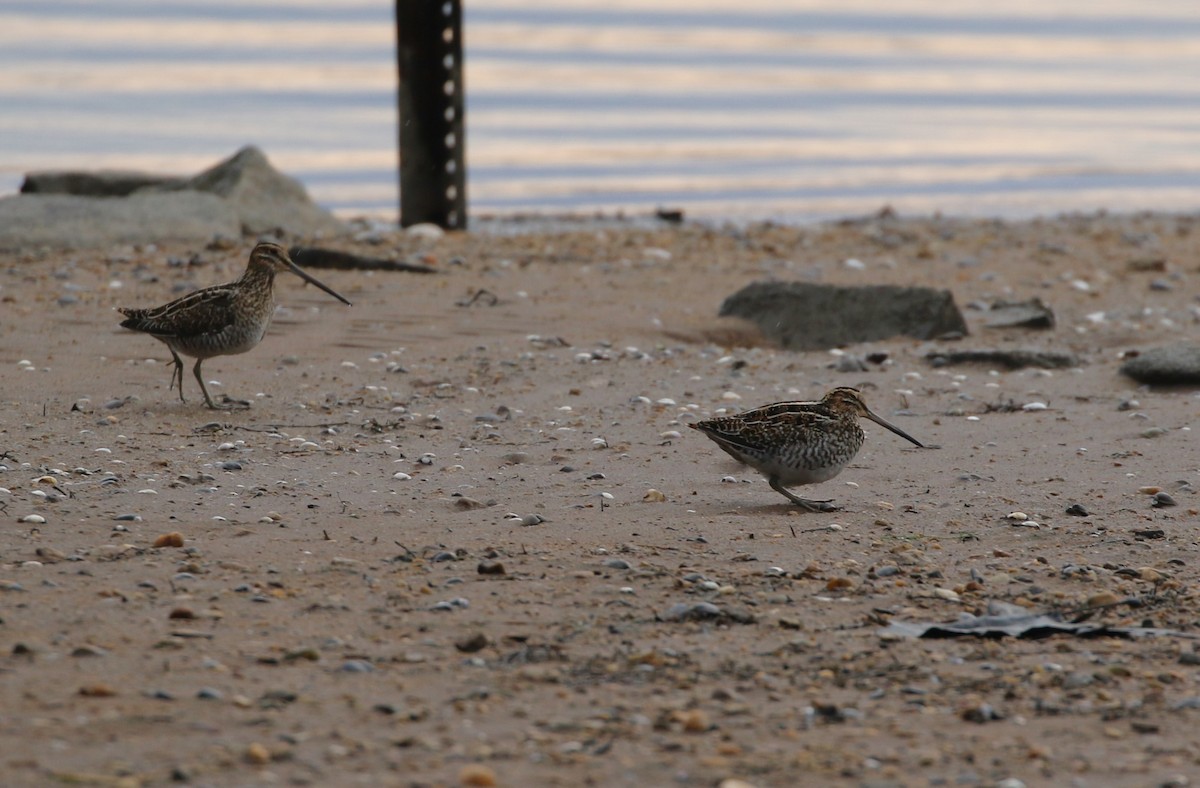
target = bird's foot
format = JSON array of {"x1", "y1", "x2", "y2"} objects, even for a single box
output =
[
  {"x1": 794, "y1": 498, "x2": 840, "y2": 513},
  {"x1": 205, "y1": 395, "x2": 252, "y2": 410}
]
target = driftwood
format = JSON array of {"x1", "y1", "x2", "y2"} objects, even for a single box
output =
[{"x1": 289, "y1": 246, "x2": 439, "y2": 274}]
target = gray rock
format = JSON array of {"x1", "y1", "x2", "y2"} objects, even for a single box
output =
[
  {"x1": 983, "y1": 297, "x2": 1055, "y2": 329},
  {"x1": 21, "y1": 169, "x2": 182, "y2": 197},
  {"x1": 146, "y1": 146, "x2": 346, "y2": 237},
  {"x1": 2, "y1": 146, "x2": 347, "y2": 250},
  {"x1": 927, "y1": 348, "x2": 1081, "y2": 370},
  {"x1": 719, "y1": 282, "x2": 967, "y2": 351},
  {"x1": 0, "y1": 192, "x2": 239, "y2": 251},
  {"x1": 1121, "y1": 343, "x2": 1200, "y2": 384}
]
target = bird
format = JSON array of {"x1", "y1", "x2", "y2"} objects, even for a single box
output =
[
  {"x1": 117, "y1": 241, "x2": 351, "y2": 408},
  {"x1": 689, "y1": 386, "x2": 924, "y2": 511}
]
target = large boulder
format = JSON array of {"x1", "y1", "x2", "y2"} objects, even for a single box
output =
[
  {"x1": 0, "y1": 192, "x2": 239, "y2": 251},
  {"x1": 718, "y1": 282, "x2": 967, "y2": 350},
  {"x1": 0, "y1": 146, "x2": 346, "y2": 250},
  {"x1": 147, "y1": 146, "x2": 346, "y2": 237}
]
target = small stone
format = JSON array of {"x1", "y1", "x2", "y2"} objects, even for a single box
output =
[
  {"x1": 458, "y1": 764, "x2": 498, "y2": 787},
  {"x1": 245, "y1": 742, "x2": 271, "y2": 765},
  {"x1": 960, "y1": 702, "x2": 1004, "y2": 723},
  {"x1": 153, "y1": 532, "x2": 185, "y2": 548},
  {"x1": 477, "y1": 560, "x2": 506, "y2": 575},
  {"x1": 1065, "y1": 503, "x2": 1089, "y2": 516},
  {"x1": 643, "y1": 488, "x2": 666, "y2": 502},
  {"x1": 675, "y1": 708, "x2": 711, "y2": 732},
  {"x1": 1152, "y1": 491, "x2": 1177, "y2": 508},
  {"x1": 79, "y1": 683, "x2": 117, "y2": 697},
  {"x1": 455, "y1": 633, "x2": 489, "y2": 653},
  {"x1": 1135, "y1": 567, "x2": 1166, "y2": 583},
  {"x1": 1087, "y1": 592, "x2": 1121, "y2": 608}
]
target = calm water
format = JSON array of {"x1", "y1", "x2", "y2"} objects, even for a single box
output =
[{"x1": 4, "y1": 0, "x2": 1200, "y2": 222}]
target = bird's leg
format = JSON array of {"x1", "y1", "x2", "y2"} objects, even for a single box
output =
[
  {"x1": 192, "y1": 360, "x2": 250, "y2": 409},
  {"x1": 192, "y1": 359, "x2": 220, "y2": 410},
  {"x1": 769, "y1": 477, "x2": 840, "y2": 512},
  {"x1": 168, "y1": 349, "x2": 186, "y2": 403}
]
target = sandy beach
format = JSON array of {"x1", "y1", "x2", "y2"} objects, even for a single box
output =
[{"x1": 1, "y1": 211, "x2": 1199, "y2": 787}]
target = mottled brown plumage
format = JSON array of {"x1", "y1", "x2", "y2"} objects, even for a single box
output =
[
  {"x1": 118, "y1": 242, "x2": 351, "y2": 408},
  {"x1": 689, "y1": 387, "x2": 924, "y2": 511}
]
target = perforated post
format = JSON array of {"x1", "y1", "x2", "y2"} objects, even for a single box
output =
[{"x1": 396, "y1": 0, "x2": 466, "y2": 229}]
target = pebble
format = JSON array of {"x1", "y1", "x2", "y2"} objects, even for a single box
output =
[
  {"x1": 79, "y1": 683, "x2": 117, "y2": 697},
  {"x1": 458, "y1": 764, "x2": 498, "y2": 787},
  {"x1": 1065, "y1": 503, "x2": 1089, "y2": 516},
  {"x1": 244, "y1": 742, "x2": 271, "y2": 765},
  {"x1": 19, "y1": 514, "x2": 46, "y2": 524},
  {"x1": 663, "y1": 601, "x2": 723, "y2": 621},
  {"x1": 1087, "y1": 592, "x2": 1121, "y2": 608},
  {"x1": 642, "y1": 488, "x2": 666, "y2": 502},
  {"x1": 340, "y1": 660, "x2": 374, "y2": 673},
  {"x1": 455, "y1": 633, "x2": 489, "y2": 653},
  {"x1": 477, "y1": 560, "x2": 506, "y2": 575},
  {"x1": 604, "y1": 558, "x2": 633, "y2": 570},
  {"x1": 153, "y1": 532, "x2": 185, "y2": 548},
  {"x1": 1152, "y1": 491, "x2": 1177, "y2": 508},
  {"x1": 675, "y1": 708, "x2": 711, "y2": 732}
]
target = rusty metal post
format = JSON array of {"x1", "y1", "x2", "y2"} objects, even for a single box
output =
[{"x1": 396, "y1": 0, "x2": 466, "y2": 229}]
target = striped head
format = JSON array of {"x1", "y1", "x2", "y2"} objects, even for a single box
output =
[
  {"x1": 823, "y1": 387, "x2": 924, "y2": 448},
  {"x1": 246, "y1": 242, "x2": 352, "y2": 306}
]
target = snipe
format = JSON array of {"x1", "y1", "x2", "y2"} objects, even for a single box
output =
[
  {"x1": 118, "y1": 242, "x2": 351, "y2": 408},
  {"x1": 689, "y1": 387, "x2": 924, "y2": 511}
]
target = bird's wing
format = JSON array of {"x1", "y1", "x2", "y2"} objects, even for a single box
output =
[
  {"x1": 119, "y1": 286, "x2": 238, "y2": 339},
  {"x1": 692, "y1": 406, "x2": 839, "y2": 453}
]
